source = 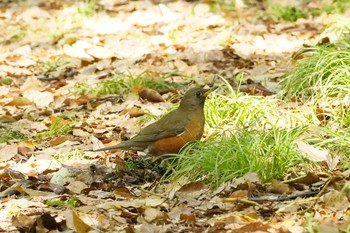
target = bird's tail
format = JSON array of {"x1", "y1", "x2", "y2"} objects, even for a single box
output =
[
  {"x1": 91, "y1": 143, "x2": 124, "y2": 152},
  {"x1": 90, "y1": 140, "x2": 147, "y2": 152}
]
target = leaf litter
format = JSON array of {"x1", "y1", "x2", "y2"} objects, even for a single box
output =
[{"x1": 0, "y1": 0, "x2": 349, "y2": 232}]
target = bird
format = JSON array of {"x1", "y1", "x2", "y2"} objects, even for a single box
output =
[{"x1": 93, "y1": 86, "x2": 217, "y2": 155}]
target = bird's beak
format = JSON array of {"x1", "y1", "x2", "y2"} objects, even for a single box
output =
[{"x1": 203, "y1": 86, "x2": 218, "y2": 97}]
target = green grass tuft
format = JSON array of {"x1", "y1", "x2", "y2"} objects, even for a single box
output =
[
  {"x1": 0, "y1": 129, "x2": 27, "y2": 143},
  {"x1": 36, "y1": 58, "x2": 68, "y2": 73},
  {"x1": 73, "y1": 72, "x2": 177, "y2": 96},
  {"x1": 265, "y1": 0, "x2": 350, "y2": 22},
  {"x1": 166, "y1": 127, "x2": 305, "y2": 186},
  {"x1": 0, "y1": 78, "x2": 13, "y2": 86},
  {"x1": 205, "y1": 86, "x2": 318, "y2": 134},
  {"x1": 321, "y1": 0, "x2": 350, "y2": 15},
  {"x1": 77, "y1": 0, "x2": 97, "y2": 17},
  {"x1": 322, "y1": 16, "x2": 350, "y2": 39},
  {"x1": 270, "y1": 4, "x2": 306, "y2": 22},
  {"x1": 37, "y1": 118, "x2": 73, "y2": 139},
  {"x1": 279, "y1": 38, "x2": 350, "y2": 102},
  {"x1": 206, "y1": 0, "x2": 236, "y2": 13}
]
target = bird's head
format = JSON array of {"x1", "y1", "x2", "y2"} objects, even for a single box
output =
[{"x1": 179, "y1": 86, "x2": 217, "y2": 109}]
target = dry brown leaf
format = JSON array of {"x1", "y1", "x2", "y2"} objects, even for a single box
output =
[
  {"x1": 121, "y1": 106, "x2": 145, "y2": 118},
  {"x1": 0, "y1": 144, "x2": 18, "y2": 162},
  {"x1": 180, "y1": 213, "x2": 196, "y2": 226},
  {"x1": 296, "y1": 140, "x2": 329, "y2": 162},
  {"x1": 211, "y1": 214, "x2": 242, "y2": 229},
  {"x1": 285, "y1": 173, "x2": 320, "y2": 185},
  {"x1": 232, "y1": 221, "x2": 270, "y2": 233},
  {"x1": 18, "y1": 144, "x2": 34, "y2": 156},
  {"x1": 321, "y1": 190, "x2": 350, "y2": 211},
  {"x1": 0, "y1": 167, "x2": 25, "y2": 180},
  {"x1": 6, "y1": 97, "x2": 32, "y2": 106},
  {"x1": 168, "y1": 207, "x2": 193, "y2": 223},
  {"x1": 137, "y1": 222, "x2": 171, "y2": 233},
  {"x1": 143, "y1": 207, "x2": 168, "y2": 224},
  {"x1": 63, "y1": 43, "x2": 94, "y2": 61},
  {"x1": 13, "y1": 186, "x2": 52, "y2": 197},
  {"x1": 12, "y1": 214, "x2": 37, "y2": 231},
  {"x1": 177, "y1": 181, "x2": 206, "y2": 192},
  {"x1": 49, "y1": 135, "x2": 68, "y2": 147},
  {"x1": 229, "y1": 190, "x2": 249, "y2": 198},
  {"x1": 267, "y1": 180, "x2": 293, "y2": 194},
  {"x1": 0, "y1": 115, "x2": 16, "y2": 123},
  {"x1": 72, "y1": 129, "x2": 91, "y2": 138},
  {"x1": 113, "y1": 187, "x2": 135, "y2": 198},
  {"x1": 67, "y1": 181, "x2": 88, "y2": 194},
  {"x1": 64, "y1": 96, "x2": 91, "y2": 107},
  {"x1": 296, "y1": 141, "x2": 339, "y2": 170},
  {"x1": 20, "y1": 76, "x2": 42, "y2": 92},
  {"x1": 138, "y1": 87, "x2": 164, "y2": 103},
  {"x1": 64, "y1": 209, "x2": 93, "y2": 233},
  {"x1": 23, "y1": 90, "x2": 54, "y2": 108}
]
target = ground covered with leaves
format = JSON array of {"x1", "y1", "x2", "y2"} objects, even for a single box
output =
[{"x1": 1, "y1": 0, "x2": 350, "y2": 232}]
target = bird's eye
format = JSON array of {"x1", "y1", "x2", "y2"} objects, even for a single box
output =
[{"x1": 196, "y1": 91, "x2": 201, "y2": 97}]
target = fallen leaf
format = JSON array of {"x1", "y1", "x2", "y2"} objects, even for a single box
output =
[
  {"x1": 178, "y1": 181, "x2": 206, "y2": 192},
  {"x1": 121, "y1": 107, "x2": 145, "y2": 118},
  {"x1": 86, "y1": 46, "x2": 114, "y2": 59},
  {"x1": 296, "y1": 141, "x2": 339, "y2": 170},
  {"x1": 23, "y1": 90, "x2": 54, "y2": 108},
  {"x1": 229, "y1": 190, "x2": 248, "y2": 198},
  {"x1": 143, "y1": 208, "x2": 168, "y2": 224},
  {"x1": 326, "y1": 155, "x2": 340, "y2": 171},
  {"x1": 210, "y1": 214, "x2": 242, "y2": 229},
  {"x1": 267, "y1": 180, "x2": 293, "y2": 194},
  {"x1": 90, "y1": 135, "x2": 106, "y2": 151},
  {"x1": 0, "y1": 144, "x2": 18, "y2": 162},
  {"x1": 63, "y1": 43, "x2": 94, "y2": 61},
  {"x1": 285, "y1": 173, "x2": 320, "y2": 185},
  {"x1": 64, "y1": 209, "x2": 93, "y2": 232},
  {"x1": 6, "y1": 97, "x2": 32, "y2": 106},
  {"x1": 12, "y1": 214, "x2": 37, "y2": 231},
  {"x1": 321, "y1": 190, "x2": 350, "y2": 211},
  {"x1": 138, "y1": 88, "x2": 164, "y2": 102},
  {"x1": 67, "y1": 181, "x2": 89, "y2": 194},
  {"x1": 49, "y1": 135, "x2": 68, "y2": 146},
  {"x1": 13, "y1": 186, "x2": 52, "y2": 197},
  {"x1": 180, "y1": 213, "x2": 196, "y2": 226},
  {"x1": 20, "y1": 76, "x2": 42, "y2": 92},
  {"x1": 233, "y1": 221, "x2": 270, "y2": 233},
  {"x1": 113, "y1": 187, "x2": 135, "y2": 198},
  {"x1": 296, "y1": 140, "x2": 329, "y2": 162}
]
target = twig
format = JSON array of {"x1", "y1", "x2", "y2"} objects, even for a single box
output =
[{"x1": 248, "y1": 190, "x2": 320, "y2": 203}]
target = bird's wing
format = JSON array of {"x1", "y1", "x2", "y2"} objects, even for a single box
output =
[
  {"x1": 130, "y1": 110, "x2": 189, "y2": 143},
  {"x1": 93, "y1": 110, "x2": 189, "y2": 152}
]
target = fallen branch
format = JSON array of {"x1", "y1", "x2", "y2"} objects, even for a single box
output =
[{"x1": 224, "y1": 190, "x2": 321, "y2": 204}]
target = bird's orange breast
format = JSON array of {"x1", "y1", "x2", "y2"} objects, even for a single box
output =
[{"x1": 149, "y1": 118, "x2": 204, "y2": 155}]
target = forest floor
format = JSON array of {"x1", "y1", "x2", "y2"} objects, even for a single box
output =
[{"x1": 0, "y1": 0, "x2": 349, "y2": 232}]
